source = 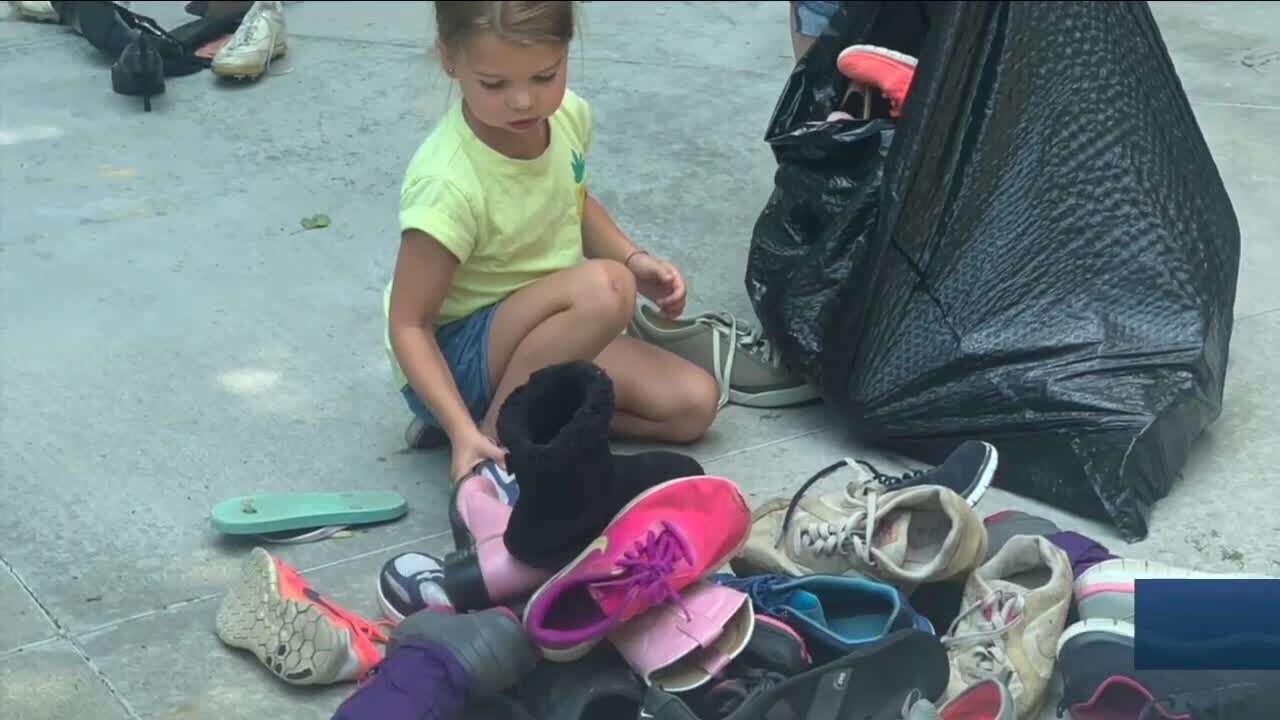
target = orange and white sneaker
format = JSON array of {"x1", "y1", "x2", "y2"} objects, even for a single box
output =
[
  {"x1": 216, "y1": 547, "x2": 390, "y2": 685},
  {"x1": 836, "y1": 45, "x2": 918, "y2": 118}
]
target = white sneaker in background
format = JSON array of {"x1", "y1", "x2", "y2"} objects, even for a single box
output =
[
  {"x1": 8, "y1": 1, "x2": 60, "y2": 23},
  {"x1": 211, "y1": 0, "x2": 287, "y2": 80},
  {"x1": 7, "y1": 0, "x2": 130, "y2": 23}
]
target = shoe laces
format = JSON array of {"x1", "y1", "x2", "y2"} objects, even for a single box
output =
[
  {"x1": 225, "y1": 3, "x2": 269, "y2": 49},
  {"x1": 853, "y1": 458, "x2": 930, "y2": 490},
  {"x1": 225, "y1": 1, "x2": 291, "y2": 77},
  {"x1": 693, "y1": 311, "x2": 786, "y2": 409},
  {"x1": 774, "y1": 458, "x2": 886, "y2": 566},
  {"x1": 593, "y1": 522, "x2": 694, "y2": 620},
  {"x1": 795, "y1": 494, "x2": 882, "y2": 567},
  {"x1": 941, "y1": 589, "x2": 1023, "y2": 683},
  {"x1": 717, "y1": 574, "x2": 791, "y2": 611},
  {"x1": 701, "y1": 667, "x2": 787, "y2": 718}
]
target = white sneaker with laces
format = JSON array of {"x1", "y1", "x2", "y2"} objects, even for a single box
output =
[
  {"x1": 8, "y1": 0, "x2": 58, "y2": 22},
  {"x1": 211, "y1": 0, "x2": 287, "y2": 80}
]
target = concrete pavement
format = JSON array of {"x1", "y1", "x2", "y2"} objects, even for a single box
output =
[{"x1": 1, "y1": 1, "x2": 1276, "y2": 718}]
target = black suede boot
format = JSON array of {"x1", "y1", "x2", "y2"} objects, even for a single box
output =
[{"x1": 497, "y1": 360, "x2": 704, "y2": 571}]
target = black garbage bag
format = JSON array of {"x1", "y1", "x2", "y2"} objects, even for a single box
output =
[
  {"x1": 744, "y1": 116, "x2": 894, "y2": 384},
  {"x1": 745, "y1": 1, "x2": 936, "y2": 384},
  {"x1": 745, "y1": 0, "x2": 1240, "y2": 541}
]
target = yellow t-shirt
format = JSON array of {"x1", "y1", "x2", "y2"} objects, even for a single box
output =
[{"x1": 383, "y1": 90, "x2": 592, "y2": 390}]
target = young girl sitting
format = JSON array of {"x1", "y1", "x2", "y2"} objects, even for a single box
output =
[{"x1": 385, "y1": 0, "x2": 721, "y2": 483}]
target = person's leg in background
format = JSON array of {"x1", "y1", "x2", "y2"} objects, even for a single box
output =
[
  {"x1": 7, "y1": 0, "x2": 61, "y2": 23},
  {"x1": 789, "y1": 0, "x2": 843, "y2": 61},
  {"x1": 6, "y1": 0, "x2": 129, "y2": 24}
]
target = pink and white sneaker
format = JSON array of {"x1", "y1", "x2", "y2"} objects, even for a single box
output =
[
  {"x1": 609, "y1": 580, "x2": 754, "y2": 692},
  {"x1": 1073, "y1": 558, "x2": 1270, "y2": 622},
  {"x1": 447, "y1": 460, "x2": 519, "y2": 550},
  {"x1": 836, "y1": 44, "x2": 918, "y2": 118},
  {"x1": 522, "y1": 475, "x2": 751, "y2": 662},
  {"x1": 441, "y1": 464, "x2": 551, "y2": 612}
]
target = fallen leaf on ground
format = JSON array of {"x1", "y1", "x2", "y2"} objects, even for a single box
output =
[{"x1": 299, "y1": 213, "x2": 331, "y2": 231}]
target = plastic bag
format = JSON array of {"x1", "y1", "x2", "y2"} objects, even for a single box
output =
[
  {"x1": 744, "y1": 117, "x2": 894, "y2": 384},
  {"x1": 746, "y1": 1, "x2": 1241, "y2": 541},
  {"x1": 745, "y1": 1, "x2": 937, "y2": 383}
]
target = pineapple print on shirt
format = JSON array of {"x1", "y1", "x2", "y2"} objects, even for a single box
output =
[{"x1": 571, "y1": 148, "x2": 587, "y2": 220}]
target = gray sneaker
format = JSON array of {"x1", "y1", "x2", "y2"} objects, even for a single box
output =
[{"x1": 627, "y1": 302, "x2": 819, "y2": 409}]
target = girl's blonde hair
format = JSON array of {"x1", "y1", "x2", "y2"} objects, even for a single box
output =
[{"x1": 433, "y1": 1, "x2": 576, "y2": 52}]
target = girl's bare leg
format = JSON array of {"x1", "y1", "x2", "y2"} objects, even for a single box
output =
[
  {"x1": 594, "y1": 335, "x2": 719, "y2": 444},
  {"x1": 478, "y1": 259, "x2": 637, "y2": 438},
  {"x1": 478, "y1": 258, "x2": 719, "y2": 444}
]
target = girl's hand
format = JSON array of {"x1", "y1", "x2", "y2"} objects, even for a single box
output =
[
  {"x1": 629, "y1": 252, "x2": 688, "y2": 319},
  {"x1": 449, "y1": 426, "x2": 507, "y2": 484}
]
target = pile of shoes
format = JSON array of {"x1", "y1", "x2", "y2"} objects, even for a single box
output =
[
  {"x1": 211, "y1": 359, "x2": 1277, "y2": 718},
  {"x1": 723, "y1": 470, "x2": 1279, "y2": 720}
]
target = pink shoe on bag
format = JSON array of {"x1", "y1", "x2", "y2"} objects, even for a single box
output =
[
  {"x1": 836, "y1": 44, "x2": 918, "y2": 118},
  {"x1": 609, "y1": 580, "x2": 755, "y2": 692},
  {"x1": 522, "y1": 475, "x2": 751, "y2": 662},
  {"x1": 441, "y1": 463, "x2": 551, "y2": 611}
]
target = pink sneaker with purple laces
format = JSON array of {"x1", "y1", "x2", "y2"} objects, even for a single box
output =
[{"x1": 522, "y1": 475, "x2": 751, "y2": 662}]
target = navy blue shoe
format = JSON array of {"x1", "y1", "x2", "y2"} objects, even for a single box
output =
[
  {"x1": 377, "y1": 551, "x2": 449, "y2": 623},
  {"x1": 474, "y1": 459, "x2": 520, "y2": 507},
  {"x1": 712, "y1": 573, "x2": 934, "y2": 663}
]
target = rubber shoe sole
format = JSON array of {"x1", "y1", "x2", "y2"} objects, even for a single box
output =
[
  {"x1": 1073, "y1": 558, "x2": 1269, "y2": 621},
  {"x1": 215, "y1": 548, "x2": 350, "y2": 685},
  {"x1": 211, "y1": 42, "x2": 287, "y2": 80}
]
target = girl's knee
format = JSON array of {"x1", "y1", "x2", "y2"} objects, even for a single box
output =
[
  {"x1": 572, "y1": 259, "x2": 636, "y2": 324},
  {"x1": 665, "y1": 367, "x2": 720, "y2": 443}
]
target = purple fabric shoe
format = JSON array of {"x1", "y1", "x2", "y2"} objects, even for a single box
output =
[
  {"x1": 1048, "y1": 530, "x2": 1117, "y2": 579},
  {"x1": 331, "y1": 637, "x2": 469, "y2": 720}
]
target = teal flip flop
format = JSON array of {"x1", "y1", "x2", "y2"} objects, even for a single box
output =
[{"x1": 210, "y1": 491, "x2": 408, "y2": 536}]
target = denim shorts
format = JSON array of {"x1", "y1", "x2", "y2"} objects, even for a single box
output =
[
  {"x1": 793, "y1": 0, "x2": 843, "y2": 37},
  {"x1": 401, "y1": 303, "x2": 499, "y2": 430}
]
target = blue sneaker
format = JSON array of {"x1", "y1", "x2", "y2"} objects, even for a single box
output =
[{"x1": 712, "y1": 573, "x2": 934, "y2": 662}]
